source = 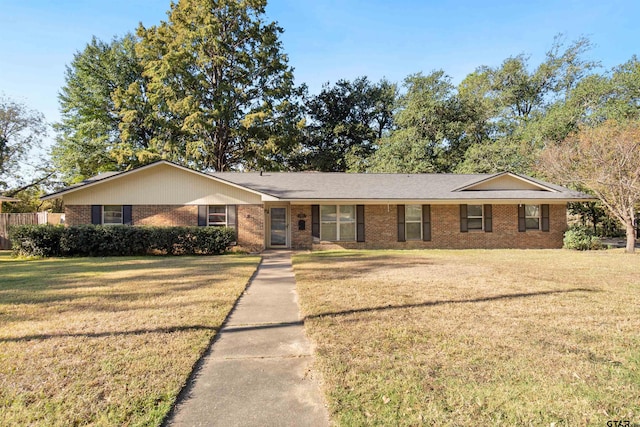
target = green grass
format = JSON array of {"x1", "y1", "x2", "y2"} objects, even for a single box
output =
[
  {"x1": 293, "y1": 249, "x2": 640, "y2": 426},
  {"x1": 0, "y1": 251, "x2": 260, "y2": 426}
]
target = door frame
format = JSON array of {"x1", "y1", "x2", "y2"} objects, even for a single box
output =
[{"x1": 267, "y1": 205, "x2": 290, "y2": 248}]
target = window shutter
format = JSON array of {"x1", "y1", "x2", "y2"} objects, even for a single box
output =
[
  {"x1": 460, "y1": 204, "x2": 468, "y2": 232},
  {"x1": 484, "y1": 204, "x2": 492, "y2": 233},
  {"x1": 198, "y1": 205, "x2": 207, "y2": 226},
  {"x1": 397, "y1": 205, "x2": 405, "y2": 242},
  {"x1": 228, "y1": 205, "x2": 238, "y2": 243},
  {"x1": 228, "y1": 205, "x2": 238, "y2": 230},
  {"x1": 311, "y1": 205, "x2": 320, "y2": 238},
  {"x1": 422, "y1": 205, "x2": 431, "y2": 241},
  {"x1": 541, "y1": 204, "x2": 550, "y2": 232},
  {"x1": 91, "y1": 205, "x2": 101, "y2": 225},
  {"x1": 356, "y1": 205, "x2": 365, "y2": 242},
  {"x1": 123, "y1": 205, "x2": 133, "y2": 226},
  {"x1": 518, "y1": 205, "x2": 526, "y2": 232}
]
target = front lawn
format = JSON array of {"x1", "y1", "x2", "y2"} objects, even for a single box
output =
[
  {"x1": 293, "y1": 249, "x2": 640, "y2": 426},
  {"x1": 0, "y1": 252, "x2": 260, "y2": 426}
]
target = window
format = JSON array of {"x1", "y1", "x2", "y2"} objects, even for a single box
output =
[
  {"x1": 525, "y1": 205, "x2": 540, "y2": 230},
  {"x1": 207, "y1": 205, "x2": 238, "y2": 230},
  {"x1": 103, "y1": 205, "x2": 123, "y2": 225},
  {"x1": 467, "y1": 204, "x2": 483, "y2": 230},
  {"x1": 208, "y1": 205, "x2": 228, "y2": 226},
  {"x1": 320, "y1": 205, "x2": 356, "y2": 241},
  {"x1": 405, "y1": 205, "x2": 422, "y2": 240}
]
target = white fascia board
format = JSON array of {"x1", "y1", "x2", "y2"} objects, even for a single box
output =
[
  {"x1": 453, "y1": 172, "x2": 560, "y2": 193},
  {"x1": 286, "y1": 198, "x2": 592, "y2": 205}
]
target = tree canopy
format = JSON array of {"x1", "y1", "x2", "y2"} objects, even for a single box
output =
[
  {"x1": 0, "y1": 95, "x2": 48, "y2": 191},
  {"x1": 132, "y1": 0, "x2": 301, "y2": 171},
  {"x1": 296, "y1": 77, "x2": 397, "y2": 172},
  {"x1": 540, "y1": 120, "x2": 640, "y2": 253},
  {"x1": 53, "y1": 34, "x2": 147, "y2": 182},
  {"x1": 52, "y1": 0, "x2": 303, "y2": 182}
]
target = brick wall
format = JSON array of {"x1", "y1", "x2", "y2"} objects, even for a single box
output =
[
  {"x1": 134, "y1": 205, "x2": 198, "y2": 226},
  {"x1": 291, "y1": 205, "x2": 313, "y2": 249},
  {"x1": 65, "y1": 205, "x2": 92, "y2": 226},
  {"x1": 296, "y1": 204, "x2": 566, "y2": 250},
  {"x1": 65, "y1": 204, "x2": 265, "y2": 252},
  {"x1": 237, "y1": 205, "x2": 265, "y2": 252},
  {"x1": 66, "y1": 203, "x2": 567, "y2": 251}
]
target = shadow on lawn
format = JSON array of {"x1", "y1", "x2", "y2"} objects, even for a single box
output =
[
  {"x1": 166, "y1": 288, "x2": 599, "y2": 336},
  {"x1": 0, "y1": 324, "x2": 218, "y2": 343},
  {"x1": 305, "y1": 287, "x2": 598, "y2": 320}
]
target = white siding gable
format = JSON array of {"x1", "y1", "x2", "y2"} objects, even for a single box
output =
[{"x1": 64, "y1": 163, "x2": 262, "y2": 205}]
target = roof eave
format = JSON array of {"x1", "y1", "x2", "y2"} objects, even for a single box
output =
[
  {"x1": 41, "y1": 160, "x2": 275, "y2": 201},
  {"x1": 284, "y1": 197, "x2": 595, "y2": 204}
]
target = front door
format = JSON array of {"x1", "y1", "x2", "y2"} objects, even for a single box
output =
[{"x1": 269, "y1": 207, "x2": 288, "y2": 248}]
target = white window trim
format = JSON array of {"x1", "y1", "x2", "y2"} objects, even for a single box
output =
[
  {"x1": 208, "y1": 205, "x2": 229, "y2": 227},
  {"x1": 525, "y1": 204, "x2": 541, "y2": 230},
  {"x1": 405, "y1": 205, "x2": 423, "y2": 241},
  {"x1": 467, "y1": 204, "x2": 484, "y2": 231},
  {"x1": 102, "y1": 205, "x2": 123, "y2": 226},
  {"x1": 320, "y1": 205, "x2": 357, "y2": 242}
]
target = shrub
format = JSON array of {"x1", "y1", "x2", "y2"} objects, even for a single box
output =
[
  {"x1": 9, "y1": 225, "x2": 65, "y2": 257},
  {"x1": 563, "y1": 225, "x2": 604, "y2": 251},
  {"x1": 9, "y1": 225, "x2": 236, "y2": 257}
]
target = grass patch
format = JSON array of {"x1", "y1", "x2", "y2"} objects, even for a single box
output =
[
  {"x1": 0, "y1": 251, "x2": 260, "y2": 426},
  {"x1": 293, "y1": 249, "x2": 640, "y2": 426}
]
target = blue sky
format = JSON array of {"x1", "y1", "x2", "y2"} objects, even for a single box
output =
[{"x1": 1, "y1": 0, "x2": 638, "y2": 144}]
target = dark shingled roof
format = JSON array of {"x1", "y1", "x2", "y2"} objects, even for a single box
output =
[
  {"x1": 210, "y1": 171, "x2": 590, "y2": 201},
  {"x1": 40, "y1": 161, "x2": 593, "y2": 202}
]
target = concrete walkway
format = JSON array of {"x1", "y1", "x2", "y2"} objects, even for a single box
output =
[{"x1": 167, "y1": 251, "x2": 329, "y2": 427}]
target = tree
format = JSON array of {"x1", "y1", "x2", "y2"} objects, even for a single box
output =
[
  {"x1": 540, "y1": 120, "x2": 640, "y2": 253},
  {"x1": 0, "y1": 96, "x2": 48, "y2": 191},
  {"x1": 456, "y1": 36, "x2": 598, "y2": 175},
  {"x1": 133, "y1": 0, "x2": 300, "y2": 171},
  {"x1": 52, "y1": 34, "x2": 155, "y2": 183},
  {"x1": 296, "y1": 77, "x2": 396, "y2": 171},
  {"x1": 368, "y1": 71, "x2": 479, "y2": 173}
]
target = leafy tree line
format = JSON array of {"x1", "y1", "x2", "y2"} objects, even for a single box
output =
[{"x1": 52, "y1": 18, "x2": 640, "y2": 180}]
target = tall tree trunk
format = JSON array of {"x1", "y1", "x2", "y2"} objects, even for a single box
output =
[{"x1": 625, "y1": 220, "x2": 636, "y2": 253}]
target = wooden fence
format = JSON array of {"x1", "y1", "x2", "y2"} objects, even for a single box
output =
[{"x1": 0, "y1": 212, "x2": 63, "y2": 250}]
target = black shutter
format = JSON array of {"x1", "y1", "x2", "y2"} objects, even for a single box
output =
[
  {"x1": 541, "y1": 204, "x2": 550, "y2": 232},
  {"x1": 311, "y1": 205, "x2": 320, "y2": 238},
  {"x1": 356, "y1": 205, "x2": 365, "y2": 242},
  {"x1": 91, "y1": 205, "x2": 101, "y2": 225},
  {"x1": 123, "y1": 205, "x2": 133, "y2": 226},
  {"x1": 422, "y1": 205, "x2": 431, "y2": 241},
  {"x1": 460, "y1": 204, "x2": 468, "y2": 232},
  {"x1": 198, "y1": 205, "x2": 207, "y2": 226},
  {"x1": 228, "y1": 205, "x2": 238, "y2": 230},
  {"x1": 228, "y1": 205, "x2": 238, "y2": 244},
  {"x1": 484, "y1": 204, "x2": 492, "y2": 233},
  {"x1": 397, "y1": 205, "x2": 405, "y2": 242},
  {"x1": 518, "y1": 205, "x2": 526, "y2": 232}
]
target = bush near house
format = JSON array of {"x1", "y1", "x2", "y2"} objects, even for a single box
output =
[
  {"x1": 563, "y1": 225, "x2": 604, "y2": 250},
  {"x1": 9, "y1": 225, "x2": 236, "y2": 257}
]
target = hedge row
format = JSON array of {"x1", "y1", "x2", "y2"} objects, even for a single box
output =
[{"x1": 9, "y1": 225, "x2": 236, "y2": 257}]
